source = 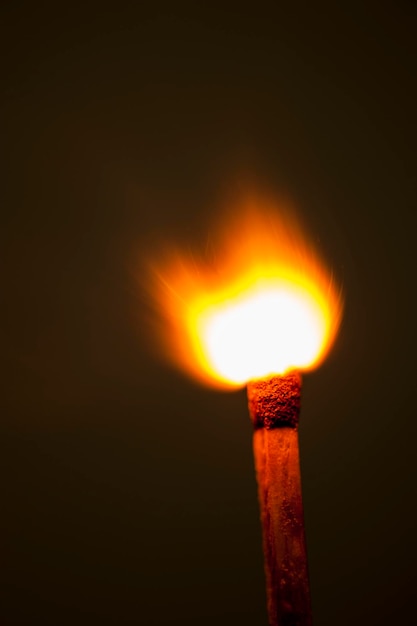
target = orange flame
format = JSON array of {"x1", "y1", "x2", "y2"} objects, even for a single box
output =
[{"x1": 147, "y1": 198, "x2": 343, "y2": 389}]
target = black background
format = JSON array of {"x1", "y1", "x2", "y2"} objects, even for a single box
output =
[{"x1": 1, "y1": 2, "x2": 416, "y2": 625}]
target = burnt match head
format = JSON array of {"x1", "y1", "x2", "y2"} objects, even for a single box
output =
[{"x1": 247, "y1": 371, "x2": 301, "y2": 430}]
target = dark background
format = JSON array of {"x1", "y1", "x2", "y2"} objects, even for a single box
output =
[{"x1": 1, "y1": 2, "x2": 416, "y2": 625}]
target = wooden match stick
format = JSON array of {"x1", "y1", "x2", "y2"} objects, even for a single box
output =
[{"x1": 247, "y1": 371, "x2": 312, "y2": 626}]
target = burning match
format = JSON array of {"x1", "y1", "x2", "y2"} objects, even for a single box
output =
[{"x1": 146, "y1": 199, "x2": 343, "y2": 625}]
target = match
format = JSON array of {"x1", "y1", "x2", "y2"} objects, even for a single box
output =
[
  {"x1": 248, "y1": 372, "x2": 311, "y2": 626},
  {"x1": 148, "y1": 202, "x2": 342, "y2": 625}
]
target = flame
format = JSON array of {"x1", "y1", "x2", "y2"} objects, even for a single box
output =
[{"x1": 147, "y1": 198, "x2": 343, "y2": 389}]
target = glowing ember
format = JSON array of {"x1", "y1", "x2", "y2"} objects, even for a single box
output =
[{"x1": 148, "y1": 198, "x2": 343, "y2": 388}]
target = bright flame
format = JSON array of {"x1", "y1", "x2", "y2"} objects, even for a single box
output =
[
  {"x1": 198, "y1": 282, "x2": 326, "y2": 384},
  {"x1": 147, "y1": 198, "x2": 343, "y2": 389}
]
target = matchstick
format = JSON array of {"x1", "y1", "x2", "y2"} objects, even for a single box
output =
[{"x1": 247, "y1": 371, "x2": 312, "y2": 626}]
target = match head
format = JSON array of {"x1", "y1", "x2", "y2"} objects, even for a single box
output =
[{"x1": 247, "y1": 371, "x2": 301, "y2": 430}]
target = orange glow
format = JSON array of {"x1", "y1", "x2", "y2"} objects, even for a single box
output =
[{"x1": 148, "y1": 198, "x2": 343, "y2": 389}]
